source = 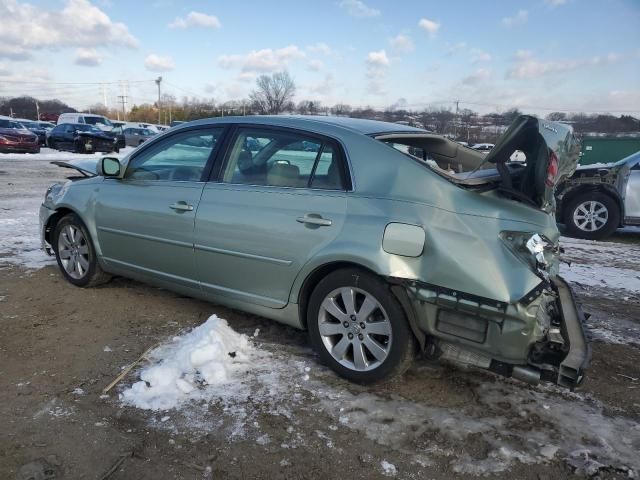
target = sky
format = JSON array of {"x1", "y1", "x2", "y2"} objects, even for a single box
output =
[{"x1": 0, "y1": 0, "x2": 638, "y2": 115}]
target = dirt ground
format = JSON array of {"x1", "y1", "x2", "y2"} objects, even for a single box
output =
[{"x1": 1, "y1": 261, "x2": 639, "y2": 479}]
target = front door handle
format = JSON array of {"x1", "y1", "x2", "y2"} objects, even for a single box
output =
[
  {"x1": 296, "y1": 214, "x2": 332, "y2": 227},
  {"x1": 169, "y1": 201, "x2": 194, "y2": 212}
]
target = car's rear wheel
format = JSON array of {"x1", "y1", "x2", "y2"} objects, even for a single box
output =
[
  {"x1": 564, "y1": 191, "x2": 620, "y2": 240},
  {"x1": 47, "y1": 139, "x2": 56, "y2": 149},
  {"x1": 307, "y1": 268, "x2": 415, "y2": 383},
  {"x1": 53, "y1": 213, "x2": 111, "y2": 287}
]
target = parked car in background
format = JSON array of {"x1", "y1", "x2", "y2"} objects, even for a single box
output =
[
  {"x1": 37, "y1": 121, "x2": 56, "y2": 131},
  {"x1": 0, "y1": 115, "x2": 40, "y2": 153},
  {"x1": 57, "y1": 113, "x2": 113, "y2": 132},
  {"x1": 47, "y1": 123, "x2": 118, "y2": 153},
  {"x1": 123, "y1": 127, "x2": 156, "y2": 147},
  {"x1": 109, "y1": 125, "x2": 126, "y2": 149},
  {"x1": 170, "y1": 120, "x2": 185, "y2": 128},
  {"x1": 556, "y1": 151, "x2": 640, "y2": 239},
  {"x1": 471, "y1": 143, "x2": 494, "y2": 153},
  {"x1": 39, "y1": 115, "x2": 588, "y2": 389},
  {"x1": 16, "y1": 119, "x2": 48, "y2": 145}
]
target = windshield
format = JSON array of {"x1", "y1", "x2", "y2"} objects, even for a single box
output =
[
  {"x1": 75, "y1": 124, "x2": 102, "y2": 133},
  {"x1": 19, "y1": 121, "x2": 39, "y2": 129},
  {"x1": 83, "y1": 116, "x2": 112, "y2": 127},
  {"x1": 0, "y1": 119, "x2": 25, "y2": 129}
]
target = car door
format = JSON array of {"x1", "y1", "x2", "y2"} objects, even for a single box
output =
[
  {"x1": 95, "y1": 126, "x2": 225, "y2": 288},
  {"x1": 625, "y1": 160, "x2": 640, "y2": 219},
  {"x1": 194, "y1": 125, "x2": 349, "y2": 308}
]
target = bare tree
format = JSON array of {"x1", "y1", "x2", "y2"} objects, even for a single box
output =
[{"x1": 249, "y1": 71, "x2": 296, "y2": 115}]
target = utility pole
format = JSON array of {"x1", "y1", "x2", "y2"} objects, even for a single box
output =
[
  {"x1": 454, "y1": 99, "x2": 459, "y2": 139},
  {"x1": 155, "y1": 76, "x2": 162, "y2": 124},
  {"x1": 102, "y1": 84, "x2": 108, "y2": 109},
  {"x1": 35, "y1": 100, "x2": 40, "y2": 121},
  {"x1": 117, "y1": 95, "x2": 128, "y2": 121}
]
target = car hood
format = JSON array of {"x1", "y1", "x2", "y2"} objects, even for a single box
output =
[
  {"x1": 51, "y1": 159, "x2": 99, "y2": 177},
  {"x1": 0, "y1": 127, "x2": 37, "y2": 139},
  {"x1": 76, "y1": 131, "x2": 113, "y2": 141}
]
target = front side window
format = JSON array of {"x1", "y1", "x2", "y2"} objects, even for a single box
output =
[
  {"x1": 222, "y1": 128, "x2": 346, "y2": 190},
  {"x1": 125, "y1": 128, "x2": 222, "y2": 182}
]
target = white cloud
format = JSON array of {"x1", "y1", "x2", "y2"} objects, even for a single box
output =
[
  {"x1": 339, "y1": 0, "x2": 380, "y2": 18},
  {"x1": 307, "y1": 43, "x2": 332, "y2": 56},
  {"x1": 446, "y1": 42, "x2": 467, "y2": 55},
  {"x1": 470, "y1": 48, "x2": 492, "y2": 63},
  {"x1": 366, "y1": 49, "x2": 390, "y2": 66},
  {"x1": 218, "y1": 45, "x2": 305, "y2": 73},
  {"x1": 507, "y1": 50, "x2": 624, "y2": 79},
  {"x1": 390, "y1": 34, "x2": 414, "y2": 56},
  {"x1": 0, "y1": 44, "x2": 31, "y2": 61},
  {"x1": 366, "y1": 50, "x2": 389, "y2": 95},
  {"x1": 168, "y1": 11, "x2": 221, "y2": 29},
  {"x1": 418, "y1": 18, "x2": 440, "y2": 37},
  {"x1": 0, "y1": 0, "x2": 138, "y2": 52},
  {"x1": 307, "y1": 59, "x2": 324, "y2": 71},
  {"x1": 0, "y1": 63, "x2": 50, "y2": 83},
  {"x1": 144, "y1": 54, "x2": 175, "y2": 72},
  {"x1": 461, "y1": 68, "x2": 491, "y2": 85},
  {"x1": 545, "y1": 0, "x2": 567, "y2": 6},
  {"x1": 74, "y1": 48, "x2": 102, "y2": 66},
  {"x1": 502, "y1": 10, "x2": 528, "y2": 27},
  {"x1": 309, "y1": 73, "x2": 335, "y2": 95}
]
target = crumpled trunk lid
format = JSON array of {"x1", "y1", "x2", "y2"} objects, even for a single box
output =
[{"x1": 484, "y1": 115, "x2": 582, "y2": 213}]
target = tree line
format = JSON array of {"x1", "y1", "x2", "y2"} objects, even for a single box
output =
[{"x1": 2, "y1": 71, "x2": 638, "y2": 143}]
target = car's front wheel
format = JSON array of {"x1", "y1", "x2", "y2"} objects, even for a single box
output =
[
  {"x1": 53, "y1": 213, "x2": 110, "y2": 287},
  {"x1": 307, "y1": 268, "x2": 415, "y2": 383},
  {"x1": 564, "y1": 191, "x2": 620, "y2": 240}
]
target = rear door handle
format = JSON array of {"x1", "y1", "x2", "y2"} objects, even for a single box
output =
[
  {"x1": 169, "y1": 201, "x2": 194, "y2": 212},
  {"x1": 296, "y1": 214, "x2": 332, "y2": 227}
]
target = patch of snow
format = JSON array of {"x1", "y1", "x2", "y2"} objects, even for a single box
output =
[
  {"x1": 381, "y1": 460, "x2": 397, "y2": 476},
  {"x1": 71, "y1": 387, "x2": 85, "y2": 395},
  {"x1": 103, "y1": 346, "x2": 113, "y2": 352},
  {"x1": 560, "y1": 264, "x2": 640, "y2": 292},
  {"x1": 120, "y1": 315, "x2": 258, "y2": 411}
]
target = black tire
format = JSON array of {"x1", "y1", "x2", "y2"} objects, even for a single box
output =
[
  {"x1": 307, "y1": 268, "x2": 415, "y2": 384},
  {"x1": 564, "y1": 191, "x2": 620, "y2": 240},
  {"x1": 48, "y1": 139, "x2": 56, "y2": 150},
  {"x1": 53, "y1": 213, "x2": 111, "y2": 287}
]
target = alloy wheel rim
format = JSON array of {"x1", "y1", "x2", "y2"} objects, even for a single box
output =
[
  {"x1": 573, "y1": 200, "x2": 608, "y2": 232},
  {"x1": 57, "y1": 224, "x2": 90, "y2": 279},
  {"x1": 318, "y1": 286, "x2": 392, "y2": 372}
]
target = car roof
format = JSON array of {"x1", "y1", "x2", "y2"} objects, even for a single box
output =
[{"x1": 183, "y1": 115, "x2": 427, "y2": 136}]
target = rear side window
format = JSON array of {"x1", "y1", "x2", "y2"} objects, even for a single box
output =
[{"x1": 221, "y1": 127, "x2": 347, "y2": 190}]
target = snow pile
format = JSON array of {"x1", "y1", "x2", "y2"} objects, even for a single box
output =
[{"x1": 121, "y1": 315, "x2": 256, "y2": 410}]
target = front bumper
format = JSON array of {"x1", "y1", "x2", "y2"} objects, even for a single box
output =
[
  {"x1": 0, "y1": 144, "x2": 40, "y2": 153},
  {"x1": 39, "y1": 203, "x2": 55, "y2": 256}
]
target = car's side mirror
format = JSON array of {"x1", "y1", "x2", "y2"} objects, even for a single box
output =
[{"x1": 98, "y1": 157, "x2": 122, "y2": 177}]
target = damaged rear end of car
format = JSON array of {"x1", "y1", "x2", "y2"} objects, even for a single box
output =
[{"x1": 375, "y1": 115, "x2": 589, "y2": 389}]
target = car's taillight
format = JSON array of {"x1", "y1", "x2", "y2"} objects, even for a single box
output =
[{"x1": 545, "y1": 150, "x2": 559, "y2": 187}]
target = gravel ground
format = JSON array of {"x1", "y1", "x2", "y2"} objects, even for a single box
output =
[{"x1": 1, "y1": 153, "x2": 639, "y2": 479}]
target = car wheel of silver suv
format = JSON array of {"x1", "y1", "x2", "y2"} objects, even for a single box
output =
[
  {"x1": 565, "y1": 192, "x2": 620, "y2": 240},
  {"x1": 53, "y1": 213, "x2": 111, "y2": 287},
  {"x1": 308, "y1": 268, "x2": 415, "y2": 383}
]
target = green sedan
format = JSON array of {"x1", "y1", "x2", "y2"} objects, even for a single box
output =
[{"x1": 39, "y1": 115, "x2": 589, "y2": 388}]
